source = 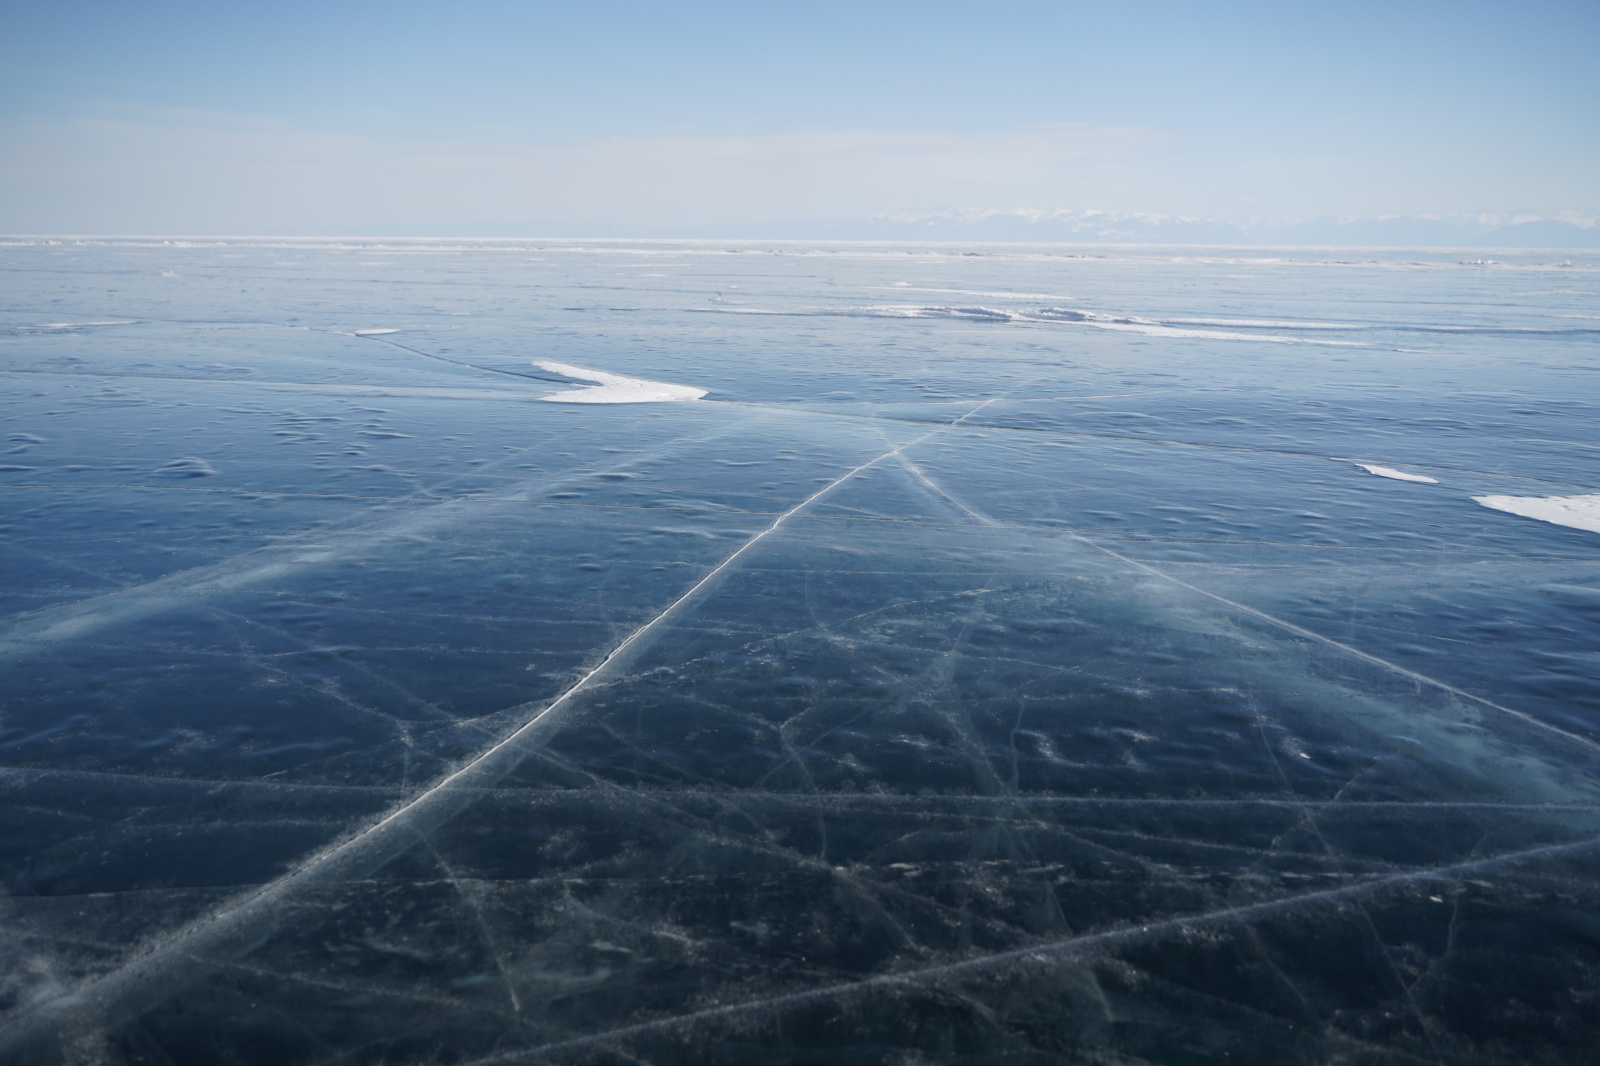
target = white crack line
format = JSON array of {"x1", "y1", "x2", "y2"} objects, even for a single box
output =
[{"x1": 0, "y1": 416, "x2": 964, "y2": 1055}]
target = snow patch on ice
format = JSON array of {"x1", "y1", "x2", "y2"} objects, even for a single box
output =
[
  {"x1": 1473, "y1": 494, "x2": 1600, "y2": 535},
  {"x1": 1354, "y1": 463, "x2": 1438, "y2": 484},
  {"x1": 533, "y1": 361, "x2": 707, "y2": 404},
  {"x1": 353, "y1": 328, "x2": 401, "y2": 336}
]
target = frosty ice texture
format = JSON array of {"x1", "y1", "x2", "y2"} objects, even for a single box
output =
[{"x1": 1, "y1": 239, "x2": 1598, "y2": 1064}]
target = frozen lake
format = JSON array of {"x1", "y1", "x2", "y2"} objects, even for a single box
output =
[{"x1": 2, "y1": 238, "x2": 1599, "y2": 1064}]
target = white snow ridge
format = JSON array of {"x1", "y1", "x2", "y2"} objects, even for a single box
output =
[
  {"x1": 533, "y1": 361, "x2": 707, "y2": 403},
  {"x1": 1473, "y1": 493, "x2": 1600, "y2": 536}
]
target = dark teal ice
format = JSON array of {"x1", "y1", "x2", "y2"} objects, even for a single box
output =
[{"x1": 2, "y1": 239, "x2": 1599, "y2": 1064}]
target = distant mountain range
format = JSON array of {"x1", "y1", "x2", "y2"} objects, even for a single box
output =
[{"x1": 389, "y1": 210, "x2": 1600, "y2": 247}]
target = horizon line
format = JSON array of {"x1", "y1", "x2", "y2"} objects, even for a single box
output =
[{"x1": 4, "y1": 233, "x2": 1599, "y2": 253}]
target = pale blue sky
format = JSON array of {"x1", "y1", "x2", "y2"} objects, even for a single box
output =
[{"x1": 2, "y1": 0, "x2": 1595, "y2": 234}]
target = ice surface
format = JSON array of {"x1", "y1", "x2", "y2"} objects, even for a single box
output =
[
  {"x1": 1353, "y1": 462, "x2": 1439, "y2": 483},
  {"x1": 1474, "y1": 492, "x2": 1600, "y2": 534},
  {"x1": 1, "y1": 238, "x2": 1598, "y2": 1065}
]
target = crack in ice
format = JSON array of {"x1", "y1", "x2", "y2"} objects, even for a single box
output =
[
  {"x1": 0, "y1": 417, "x2": 965, "y2": 1057},
  {"x1": 896, "y1": 459, "x2": 1600, "y2": 761},
  {"x1": 450, "y1": 833, "x2": 1600, "y2": 1064}
]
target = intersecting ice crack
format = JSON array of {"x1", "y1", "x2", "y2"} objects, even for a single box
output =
[
  {"x1": 897, "y1": 452, "x2": 1600, "y2": 762},
  {"x1": 2, "y1": 752, "x2": 1595, "y2": 1043},
  {"x1": 849, "y1": 405, "x2": 1600, "y2": 493},
  {"x1": 0, "y1": 415, "x2": 761, "y2": 653},
  {"x1": 429, "y1": 832, "x2": 1600, "y2": 1065},
  {"x1": 204, "y1": 604, "x2": 442, "y2": 731},
  {"x1": 6, "y1": 294, "x2": 1593, "y2": 1056},
  {"x1": 0, "y1": 413, "x2": 976, "y2": 1054},
  {"x1": 420, "y1": 836, "x2": 526, "y2": 1013},
  {"x1": 306, "y1": 420, "x2": 1593, "y2": 1056},
  {"x1": 1250, "y1": 729, "x2": 1453, "y2": 1060},
  {"x1": 12, "y1": 764, "x2": 1595, "y2": 813}
]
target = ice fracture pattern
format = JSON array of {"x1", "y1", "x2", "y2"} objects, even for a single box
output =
[{"x1": 1, "y1": 238, "x2": 1599, "y2": 1064}]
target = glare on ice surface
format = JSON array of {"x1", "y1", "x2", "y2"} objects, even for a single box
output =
[{"x1": 1, "y1": 238, "x2": 1598, "y2": 1066}]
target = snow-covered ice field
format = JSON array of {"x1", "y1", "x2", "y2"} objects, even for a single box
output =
[{"x1": 2, "y1": 238, "x2": 1598, "y2": 1065}]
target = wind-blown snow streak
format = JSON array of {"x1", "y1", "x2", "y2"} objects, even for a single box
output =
[
  {"x1": 0, "y1": 424, "x2": 947, "y2": 1059},
  {"x1": 1474, "y1": 493, "x2": 1600, "y2": 535},
  {"x1": 534, "y1": 360, "x2": 707, "y2": 403},
  {"x1": 1353, "y1": 462, "x2": 1438, "y2": 483}
]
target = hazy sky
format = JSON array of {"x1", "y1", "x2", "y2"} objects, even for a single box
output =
[{"x1": 2, "y1": 0, "x2": 1596, "y2": 233}]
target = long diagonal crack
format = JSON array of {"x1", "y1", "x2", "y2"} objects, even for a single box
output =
[
  {"x1": 0, "y1": 416, "x2": 757, "y2": 660},
  {"x1": 899, "y1": 454, "x2": 1600, "y2": 761},
  {"x1": 11, "y1": 385, "x2": 1581, "y2": 1057},
  {"x1": 455, "y1": 832, "x2": 1600, "y2": 1064},
  {"x1": 0, "y1": 421, "x2": 953, "y2": 1058}
]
